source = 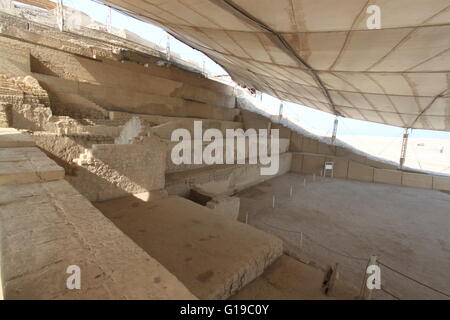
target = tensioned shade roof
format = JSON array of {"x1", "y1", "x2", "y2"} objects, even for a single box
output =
[{"x1": 101, "y1": 0, "x2": 450, "y2": 131}]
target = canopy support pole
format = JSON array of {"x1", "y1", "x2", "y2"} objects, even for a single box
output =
[
  {"x1": 57, "y1": 0, "x2": 64, "y2": 32},
  {"x1": 399, "y1": 128, "x2": 410, "y2": 169},
  {"x1": 331, "y1": 117, "x2": 339, "y2": 144}
]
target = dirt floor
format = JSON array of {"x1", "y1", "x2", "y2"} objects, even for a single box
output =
[
  {"x1": 237, "y1": 173, "x2": 450, "y2": 300},
  {"x1": 231, "y1": 254, "x2": 357, "y2": 300}
]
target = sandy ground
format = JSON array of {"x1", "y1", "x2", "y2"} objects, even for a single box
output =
[
  {"x1": 339, "y1": 135, "x2": 450, "y2": 176},
  {"x1": 237, "y1": 173, "x2": 450, "y2": 300}
]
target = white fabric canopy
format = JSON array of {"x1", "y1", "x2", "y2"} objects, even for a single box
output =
[{"x1": 101, "y1": 0, "x2": 450, "y2": 131}]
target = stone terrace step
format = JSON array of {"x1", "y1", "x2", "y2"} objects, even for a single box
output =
[
  {"x1": 110, "y1": 110, "x2": 243, "y2": 126},
  {"x1": 0, "y1": 128, "x2": 35, "y2": 148},
  {"x1": 35, "y1": 74, "x2": 237, "y2": 121},
  {"x1": 0, "y1": 180, "x2": 195, "y2": 299},
  {"x1": 165, "y1": 137, "x2": 291, "y2": 173},
  {"x1": 0, "y1": 147, "x2": 64, "y2": 185},
  {"x1": 94, "y1": 195, "x2": 283, "y2": 300},
  {"x1": 166, "y1": 153, "x2": 292, "y2": 196}
]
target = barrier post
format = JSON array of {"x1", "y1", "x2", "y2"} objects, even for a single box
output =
[
  {"x1": 359, "y1": 255, "x2": 378, "y2": 300},
  {"x1": 300, "y1": 232, "x2": 303, "y2": 249},
  {"x1": 323, "y1": 263, "x2": 339, "y2": 296}
]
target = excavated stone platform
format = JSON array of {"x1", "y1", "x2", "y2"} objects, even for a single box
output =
[
  {"x1": 0, "y1": 146, "x2": 65, "y2": 185},
  {"x1": 0, "y1": 180, "x2": 195, "y2": 300},
  {"x1": 0, "y1": 128, "x2": 35, "y2": 148},
  {"x1": 94, "y1": 195, "x2": 283, "y2": 300}
]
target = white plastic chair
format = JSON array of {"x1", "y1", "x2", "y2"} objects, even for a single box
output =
[{"x1": 323, "y1": 161, "x2": 334, "y2": 178}]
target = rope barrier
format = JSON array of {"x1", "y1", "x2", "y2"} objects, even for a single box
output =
[
  {"x1": 378, "y1": 261, "x2": 450, "y2": 298},
  {"x1": 380, "y1": 286, "x2": 400, "y2": 300},
  {"x1": 256, "y1": 218, "x2": 450, "y2": 299},
  {"x1": 259, "y1": 218, "x2": 367, "y2": 262}
]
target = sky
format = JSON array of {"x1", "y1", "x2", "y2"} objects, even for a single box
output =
[{"x1": 47, "y1": 0, "x2": 450, "y2": 141}]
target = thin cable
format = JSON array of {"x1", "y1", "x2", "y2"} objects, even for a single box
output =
[
  {"x1": 379, "y1": 261, "x2": 450, "y2": 298},
  {"x1": 259, "y1": 218, "x2": 367, "y2": 262},
  {"x1": 381, "y1": 286, "x2": 401, "y2": 300}
]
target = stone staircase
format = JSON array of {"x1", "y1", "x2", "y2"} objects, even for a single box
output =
[{"x1": 0, "y1": 128, "x2": 195, "y2": 300}]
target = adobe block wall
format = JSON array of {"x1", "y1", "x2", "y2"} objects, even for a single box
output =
[
  {"x1": 374, "y1": 168, "x2": 402, "y2": 186},
  {"x1": 290, "y1": 153, "x2": 303, "y2": 173},
  {"x1": 302, "y1": 154, "x2": 325, "y2": 175},
  {"x1": 402, "y1": 172, "x2": 433, "y2": 189},
  {"x1": 326, "y1": 156, "x2": 349, "y2": 178},
  {"x1": 318, "y1": 141, "x2": 336, "y2": 155},
  {"x1": 290, "y1": 132, "x2": 303, "y2": 152},
  {"x1": 433, "y1": 176, "x2": 450, "y2": 192},
  {"x1": 302, "y1": 137, "x2": 319, "y2": 154},
  {"x1": 240, "y1": 109, "x2": 271, "y2": 131},
  {"x1": 347, "y1": 161, "x2": 374, "y2": 182}
]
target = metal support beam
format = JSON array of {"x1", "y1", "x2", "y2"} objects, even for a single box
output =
[
  {"x1": 165, "y1": 33, "x2": 171, "y2": 61},
  {"x1": 106, "y1": 6, "x2": 112, "y2": 33},
  {"x1": 278, "y1": 102, "x2": 284, "y2": 121},
  {"x1": 5, "y1": 0, "x2": 13, "y2": 9},
  {"x1": 399, "y1": 128, "x2": 410, "y2": 169},
  {"x1": 331, "y1": 117, "x2": 339, "y2": 144},
  {"x1": 215, "y1": 0, "x2": 342, "y2": 117},
  {"x1": 56, "y1": 0, "x2": 64, "y2": 32}
]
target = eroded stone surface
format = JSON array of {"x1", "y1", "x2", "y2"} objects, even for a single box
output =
[
  {"x1": 95, "y1": 195, "x2": 283, "y2": 300},
  {"x1": 206, "y1": 195, "x2": 240, "y2": 221},
  {"x1": 0, "y1": 146, "x2": 64, "y2": 185},
  {"x1": 0, "y1": 128, "x2": 35, "y2": 148},
  {"x1": 0, "y1": 180, "x2": 195, "y2": 300}
]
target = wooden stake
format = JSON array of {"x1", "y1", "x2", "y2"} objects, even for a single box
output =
[{"x1": 300, "y1": 232, "x2": 303, "y2": 249}]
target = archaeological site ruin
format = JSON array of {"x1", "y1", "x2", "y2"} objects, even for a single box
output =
[{"x1": 0, "y1": 0, "x2": 449, "y2": 301}]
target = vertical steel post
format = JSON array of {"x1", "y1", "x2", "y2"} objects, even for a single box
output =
[
  {"x1": 57, "y1": 0, "x2": 64, "y2": 32},
  {"x1": 331, "y1": 117, "x2": 339, "y2": 144},
  {"x1": 278, "y1": 102, "x2": 284, "y2": 121},
  {"x1": 106, "y1": 6, "x2": 112, "y2": 33},
  {"x1": 166, "y1": 33, "x2": 171, "y2": 61},
  {"x1": 399, "y1": 128, "x2": 410, "y2": 169}
]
